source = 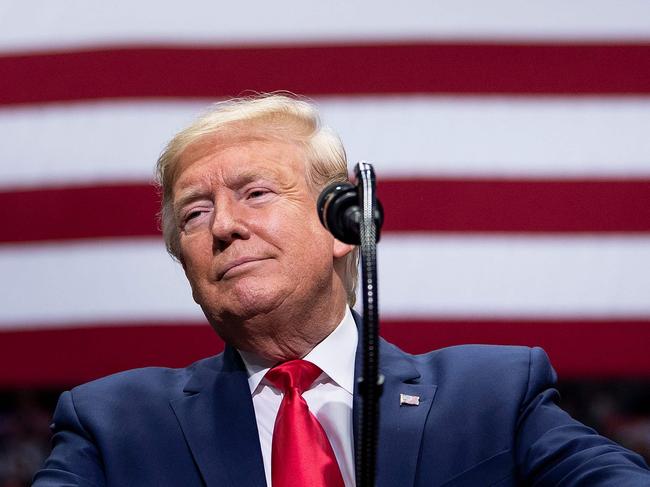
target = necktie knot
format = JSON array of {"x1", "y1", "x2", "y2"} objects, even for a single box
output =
[{"x1": 265, "y1": 359, "x2": 322, "y2": 395}]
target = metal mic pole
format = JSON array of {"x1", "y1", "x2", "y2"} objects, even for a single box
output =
[
  {"x1": 317, "y1": 161, "x2": 384, "y2": 487},
  {"x1": 355, "y1": 161, "x2": 383, "y2": 487}
]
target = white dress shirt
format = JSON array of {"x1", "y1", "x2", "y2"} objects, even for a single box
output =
[{"x1": 238, "y1": 307, "x2": 358, "y2": 487}]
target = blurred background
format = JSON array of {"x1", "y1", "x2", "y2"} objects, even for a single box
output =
[{"x1": 1, "y1": 0, "x2": 650, "y2": 484}]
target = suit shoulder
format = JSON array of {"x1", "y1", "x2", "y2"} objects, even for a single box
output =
[
  {"x1": 385, "y1": 342, "x2": 552, "y2": 391},
  {"x1": 409, "y1": 343, "x2": 536, "y2": 369},
  {"x1": 70, "y1": 353, "x2": 222, "y2": 403}
]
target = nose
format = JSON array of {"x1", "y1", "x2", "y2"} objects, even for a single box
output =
[{"x1": 210, "y1": 196, "x2": 251, "y2": 251}]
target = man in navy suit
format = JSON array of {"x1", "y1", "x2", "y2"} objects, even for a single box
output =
[{"x1": 34, "y1": 94, "x2": 650, "y2": 486}]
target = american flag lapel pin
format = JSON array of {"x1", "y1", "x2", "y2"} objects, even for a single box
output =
[{"x1": 400, "y1": 393, "x2": 420, "y2": 406}]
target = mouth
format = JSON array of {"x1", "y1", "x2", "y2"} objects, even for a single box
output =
[{"x1": 217, "y1": 257, "x2": 268, "y2": 280}]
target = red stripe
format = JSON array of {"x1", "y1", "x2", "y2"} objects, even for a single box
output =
[
  {"x1": 380, "y1": 179, "x2": 650, "y2": 233},
  {"x1": 3, "y1": 179, "x2": 650, "y2": 243},
  {"x1": 1, "y1": 319, "x2": 648, "y2": 387},
  {"x1": 1, "y1": 183, "x2": 160, "y2": 243},
  {"x1": 1, "y1": 42, "x2": 650, "y2": 105}
]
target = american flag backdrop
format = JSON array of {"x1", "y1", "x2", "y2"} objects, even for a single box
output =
[{"x1": 1, "y1": 0, "x2": 650, "y2": 387}]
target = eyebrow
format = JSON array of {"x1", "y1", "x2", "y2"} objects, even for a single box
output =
[
  {"x1": 223, "y1": 167, "x2": 281, "y2": 187},
  {"x1": 173, "y1": 187, "x2": 212, "y2": 215}
]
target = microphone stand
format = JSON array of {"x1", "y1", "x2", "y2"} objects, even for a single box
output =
[
  {"x1": 317, "y1": 161, "x2": 384, "y2": 486},
  {"x1": 354, "y1": 162, "x2": 384, "y2": 487}
]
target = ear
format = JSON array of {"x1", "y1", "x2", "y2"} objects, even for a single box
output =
[{"x1": 333, "y1": 238, "x2": 355, "y2": 259}]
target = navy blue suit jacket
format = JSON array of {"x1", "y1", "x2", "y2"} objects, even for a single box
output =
[{"x1": 34, "y1": 334, "x2": 650, "y2": 486}]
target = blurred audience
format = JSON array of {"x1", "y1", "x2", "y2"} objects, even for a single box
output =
[
  {"x1": 557, "y1": 380, "x2": 650, "y2": 464},
  {"x1": 0, "y1": 391, "x2": 57, "y2": 487}
]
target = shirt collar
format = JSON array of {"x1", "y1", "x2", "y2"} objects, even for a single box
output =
[{"x1": 238, "y1": 307, "x2": 358, "y2": 395}]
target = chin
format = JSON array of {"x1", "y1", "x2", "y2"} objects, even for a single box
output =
[
  {"x1": 200, "y1": 285, "x2": 292, "y2": 351},
  {"x1": 201, "y1": 278, "x2": 290, "y2": 322}
]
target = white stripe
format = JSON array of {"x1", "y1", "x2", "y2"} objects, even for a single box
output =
[
  {"x1": 0, "y1": 239, "x2": 203, "y2": 329},
  {"x1": 379, "y1": 234, "x2": 650, "y2": 318},
  {"x1": 2, "y1": 96, "x2": 650, "y2": 189},
  {"x1": 322, "y1": 97, "x2": 650, "y2": 179},
  {"x1": 1, "y1": 0, "x2": 649, "y2": 52},
  {"x1": 0, "y1": 100, "x2": 206, "y2": 188},
  {"x1": 2, "y1": 235, "x2": 649, "y2": 329}
]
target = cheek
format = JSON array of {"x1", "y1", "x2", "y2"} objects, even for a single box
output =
[
  {"x1": 278, "y1": 215, "x2": 332, "y2": 255},
  {"x1": 179, "y1": 236, "x2": 212, "y2": 277},
  {"x1": 290, "y1": 223, "x2": 336, "y2": 271}
]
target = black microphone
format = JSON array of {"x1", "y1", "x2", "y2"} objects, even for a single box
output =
[{"x1": 317, "y1": 164, "x2": 384, "y2": 245}]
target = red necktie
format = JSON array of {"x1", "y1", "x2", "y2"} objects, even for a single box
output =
[{"x1": 266, "y1": 360, "x2": 345, "y2": 487}]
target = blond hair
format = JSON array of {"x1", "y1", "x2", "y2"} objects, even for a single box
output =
[{"x1": 155, "y1": 93, "x2": 359, "y2": 305}]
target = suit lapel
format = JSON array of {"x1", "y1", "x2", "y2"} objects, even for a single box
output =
[
  {"x1": 353, "y1": 312, "x2": 437, "y2": 487},
  {"x1": 170, "y1": 347, "x2": 267, "y2": 487},
  {"x1": 375, "y1": 343, "x2": 437, "y2": 487},
  {"x1": 170, "y1": 312, "x2": 435, "y2": 487}
]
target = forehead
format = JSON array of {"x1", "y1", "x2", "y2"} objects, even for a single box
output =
[{"x1": 173, "y1": 136, "x2": 308, "y2": 192}]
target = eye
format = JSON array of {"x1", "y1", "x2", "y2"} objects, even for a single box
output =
[
  {"x1": 180, "y1": 206, "x2": 212, "y2": 232},
  {"x1": 247, "y1": 189, "x2": 270, "y2": 199},
  {"x1": 186, "y1": 210, "x2": 202, "y2": 221}
]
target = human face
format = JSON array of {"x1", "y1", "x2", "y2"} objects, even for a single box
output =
[{"x1": 172, "y1": 137, "x2": 349, "y2": 345}]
